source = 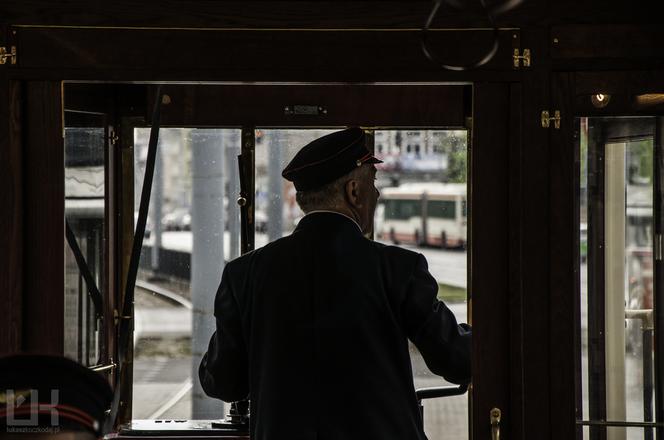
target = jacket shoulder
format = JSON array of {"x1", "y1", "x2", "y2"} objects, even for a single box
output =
[
  {"x1": 224, "y1": 234, "x2": 293, "y2": 274},
  {"x1": 369, "y1": 240, "x2": 421, "y2": 262}
]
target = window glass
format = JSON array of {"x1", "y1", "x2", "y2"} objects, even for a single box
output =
[
  {"x1": 384, "y1": 199, "x2": 422, "y2": 220},
  {"x1": 203, "y1": 127, "x2": 469, "y2": 438},
  {"x1": 132, "y1": 128, "x2": 241, "y2": 420},
  {"x1": 428, "y1": 200, "x2": 456, "y2": 219},
  {"x1": 64, "y1": 114, "x2": 106, "y2": 367},
  {"x1": 376, "y1": 129, "x2": 469, "y2": 440},
  {"x1": 578, "y1": 117, "x2": 658, "y2": 440},
  {"x1": 254, "y1": 129, "x2": 336, "y2": 244}
]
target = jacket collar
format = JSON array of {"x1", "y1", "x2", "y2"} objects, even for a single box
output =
[{"x1": 294, "y1": 211, "x2": 364, "y2": 236}]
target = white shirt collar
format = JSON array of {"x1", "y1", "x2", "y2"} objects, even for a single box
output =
[{"x1": 304, "y1": 210, "x2": 363, "y2": 233}]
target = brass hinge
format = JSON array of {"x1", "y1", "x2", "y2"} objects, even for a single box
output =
[
  {"x1": 541, "y1": 110, "x2": 561, "y2": 129},
  {"x1": 108, "y1": 131, "x2": 119, "y2": 146},
  {"x1": 0, "y1": 46, "x2": 17, "y2": 65},
  {"x1": 513, "y1": 48, "x2": 530, "y2": 68}
]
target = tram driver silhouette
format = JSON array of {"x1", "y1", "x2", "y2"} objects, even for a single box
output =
[{"x1": 200, "y1": 127, "x2": 472, "y2": 440}]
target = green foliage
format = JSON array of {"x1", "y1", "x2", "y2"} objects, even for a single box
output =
[
  {"x1": 441, "y1": 131, "x2": 467, "y2": 183},
  {"x1": 437, "y1": 283, "x2": 467, "y2": 303}
]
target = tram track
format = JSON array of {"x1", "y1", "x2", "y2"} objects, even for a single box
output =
[
  {"x1": 136, "y1": 279, "x2": 193, "y2": 309},
  {"x1": 133, "y1": 281, "x2": 194, "y2": 419}
]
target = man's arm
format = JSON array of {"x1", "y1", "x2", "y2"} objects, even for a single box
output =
[
  {"x1": 199, "y1": 265, "x2": 249, "y2": 402},
  {"x1": 401, "y1": 254, "x2": 472, "y2": 384}
]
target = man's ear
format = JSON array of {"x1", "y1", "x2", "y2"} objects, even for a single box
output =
[{"x1": 344, "y1": 179, "x2": 362, "y2": 208}]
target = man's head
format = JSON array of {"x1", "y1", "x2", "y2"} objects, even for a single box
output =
[{"x1": 282, "y1": 128, "x2": 382, "y2": 234}]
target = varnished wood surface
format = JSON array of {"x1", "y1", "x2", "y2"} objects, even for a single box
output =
[
  {"x1": 507, "y1": 82, "x2": 524, "y2": 440},
  {"x1": 551, "y1": 25, "x2": 664, "y2": 60},
  {"x1": 0, "y1": 78, "x2": 22, "y2": 355},
  {"x1": 519, "y1": 69, "x2": 552, "y2": 439},
  {"x1": 22, "y1": 81, "x2": 65, "y2": 354},
  {"x1": 0, "y1": 0, "x2": 539, "y2": 29},
  {"x1": 549, "y1": 72, "x2": 579, "y2": 440},
  {"x1": 3, "y1": 0, "x2": 663, "y2": 30},
  {"x1": 150, "y1": 84, "x2": 468, "y2": 128},
  {"x1": 471, "y1": 82, "x2": 512, "y2": 439},
  {"x1": 11, "y1": 26, "x2": 518, "y2": 81}
]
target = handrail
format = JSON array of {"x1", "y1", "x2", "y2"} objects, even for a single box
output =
[
  {"x1": 416, "y1": 383, "x2": 468, "y2": 401},
  {"x1": 90, "y1": 362, "x2": 117, "y2": 373}
]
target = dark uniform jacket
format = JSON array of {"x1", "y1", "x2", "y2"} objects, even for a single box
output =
[{"x1": 199, "y1": 212, "x2": 472, "y2": 440}]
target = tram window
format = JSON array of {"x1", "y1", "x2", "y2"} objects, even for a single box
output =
[
  {"x1": 254, "y1": 129, "x2": 336, "y2": 243},
  {"x1": 64, "y1": 115, "x2": 106, "y2": 366},
  {"x1": 131, "y1": 128, "x2": 241, "y2": 420},
  {"x1": 376, "y1": 129, "x2": 469, "y2": 440},
  {"x1": 578, "y1": 117, "x2": 659, "y2": 439}
]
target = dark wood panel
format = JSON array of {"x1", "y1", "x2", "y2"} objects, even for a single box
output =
[
  {"x1": 22, "y1": 81, "x2": 65, "y2": 354},
  {"x1": 507, "y1": 82, "x2": 525, "y2": 440},
  {"x1": 0, "y1": 78, "x2": 23, "y2": 355},
  {"x1": 519, "y1": 70, "x2": 551, "y2": 439},
  {"x1": 12, "y1": 27, "x2": 518, "y2": 79},
  {"x1": 64, "y1": 84, "x2": 146, "y2": 117},
  {"x1": 0, "y1": 0, "x2": 542, "y2": 29},
  {"x1": 574, "y1": 71, "x2": 664, "y2": 95},
  {"x1": 551, "y1": 25, "x2": 664, "y2": 67},
  {"x1": 5, "y1": 0, "x2": 662, "y2": 30},
  {"x1": 549, "y1": 72, "x2": 578, "y2": 440},
  {"x1": 471, "y1": 82, "x2": 512, "y2": 439},
  {"x1": 150, "y1": 84, "x2": 468, "y2": 127}
]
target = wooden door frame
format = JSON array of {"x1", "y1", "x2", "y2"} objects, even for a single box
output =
[
  {"x1": 5, "y1": 77, "x2": 529, "y2": 438},
  {"x1": 549, "y1": 69, "x2": 664, "y2": 439}
]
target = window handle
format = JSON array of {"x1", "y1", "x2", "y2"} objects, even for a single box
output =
[{"x1": 490, "y1": 407, "x2": 501, "y2": 440}]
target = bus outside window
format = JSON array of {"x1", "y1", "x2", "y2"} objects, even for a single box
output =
[{"x1": 379, "y1": 183, "x2": 467, "y2": 249}]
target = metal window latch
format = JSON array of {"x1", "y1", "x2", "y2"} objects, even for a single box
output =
[
  {"x1": 513, "y1": 48, "x2": 531, "y2": 68},
  {"x1": 113, "y1": 309, "x2": 132, "y2": 325},
  {"x1": 541, "y1": 110, "x2": 561, "y2": 129},
  {"x1": 0, "y1": 46, "x2": 17, "y2": 65}
]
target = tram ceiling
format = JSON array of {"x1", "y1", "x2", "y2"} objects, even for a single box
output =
[
  {"x1": 0, "y1": 1, "x2": 544, "y2": 30},
  {"x1": 1, "y1": 0, "x2": 661, "y2": 30}
]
